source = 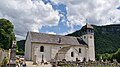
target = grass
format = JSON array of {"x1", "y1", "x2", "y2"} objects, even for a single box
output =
[
  {"x1": 61, "y1": 65, "x2": 118, "y2": 67},
  {"x1": 61, "y1": 64, "x2": 118, "y2": 67}
]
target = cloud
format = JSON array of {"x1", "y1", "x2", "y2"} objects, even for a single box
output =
[
  {"x1": 0, "y1": 0, "x2": 60, "y2": 40},
  {"x1": 58, "y1": 27, "x2": 76, "y2": 35},
  {"x1": 45, "y1": 31, "x2": 56, "y2": 35},
  {"x1": 1, "y1": 0, "x2": 120, "y2": 40},
  {"x1": 52, "y1": 0, "x2": 120, "y2": 27}
]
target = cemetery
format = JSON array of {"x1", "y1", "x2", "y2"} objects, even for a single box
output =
[{"x1": 50, "y1": 59, "x2": 120, "y2": 67}]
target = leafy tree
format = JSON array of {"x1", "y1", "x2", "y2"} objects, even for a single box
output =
[
  {"x1": 0, "y1": 18, "x2": 15, "y2": 49},
  {"x1": 112, "y1": 48, "x2": 120, "y2": 62}
]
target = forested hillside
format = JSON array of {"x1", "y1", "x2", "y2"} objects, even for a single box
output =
[
  {"x1": 16, "y1": 40, "x2": 25, "y2": 55},
  {"x1": 17, "y1": 40, "x2": 25, "y2": 52},
  {"x1": 67, "y1": 24, "x2": 120, "y2": 54}
]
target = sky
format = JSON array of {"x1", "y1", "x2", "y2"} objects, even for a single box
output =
[{"x1": 0, "y1": 0, "x2": 120, "y2": 41}]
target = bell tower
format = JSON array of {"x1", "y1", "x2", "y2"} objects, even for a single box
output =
[{"x1": 81, "y1": 23, "x2": 95, "y2": 61}]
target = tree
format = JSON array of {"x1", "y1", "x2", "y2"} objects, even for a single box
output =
[
  {"x1": 112, "y1": 48, "x2": 120, "y2": 62},
  {"x1": 0, "y1": 18, "x2": 15, "y2": 49}
]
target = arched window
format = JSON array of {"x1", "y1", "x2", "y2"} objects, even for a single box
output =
[
  {"x1": 71, "y1": 52, "x2": 74, "y2": 57},
  {"x1": 40, "y1": 46, "x2": 44, "y2": 52},
  {"x1": 88, "y1": 29, "x2": 91, "y2": 32},
  {"x1": 79, "y1": 48, "x2": 81, "y2": 53}
]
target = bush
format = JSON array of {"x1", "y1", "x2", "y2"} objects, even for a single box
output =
[
  {"x1": 16, "y1": 51, "x2": 24, "y2": 55},
  {"x1": 2, "y1": 57, "x2": 8, "y2": 65},
  {"x1": 112, "y1": 48, "x2": 120, "y2": 62}
]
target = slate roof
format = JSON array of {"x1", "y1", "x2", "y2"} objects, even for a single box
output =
[
  {"x1": 58, "y1": 46, "x2": 71, "y2": 54},
  {"x1": 29, "y1": 32, "x2": 87, "y2": 46}
]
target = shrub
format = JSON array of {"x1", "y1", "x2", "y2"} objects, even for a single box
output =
[
  {"x1": 16, "y1": 51, "x2": 24, "y2": 55},
  {"x1": 2, "y1": 57, "x2": 8, "y2": 65}
]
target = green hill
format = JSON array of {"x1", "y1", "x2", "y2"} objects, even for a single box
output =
[
  {"x1": 67, "y1": 24, "x2": 120, "y2": 54},
  {"x1": 17, "y1": 40, "x2": 25, "y2": 52},
  {"x1": 16, "y1": 40, "x2": 25, "y2": 55}
]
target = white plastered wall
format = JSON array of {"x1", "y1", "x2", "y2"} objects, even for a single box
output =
[
  {"x1": 65, "y1": 46, "x2": 87, "y2": 61},
  {"x1": 25, "y1": 32, "x2": 32, "y2": 60},
  {"x1": 81, "y1": 34, "x2": 95, "y2": 61}
]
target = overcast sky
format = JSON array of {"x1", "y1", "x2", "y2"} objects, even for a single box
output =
[{"x1": 0, "y1": 0, "x2": 120, "y2": 41}]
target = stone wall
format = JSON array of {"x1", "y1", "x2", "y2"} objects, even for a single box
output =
[
  {"x1": 0, "y1": 49, "x2": 8, "y2": 63},
  {"x1": 25, "y1": 32, "x2": 32, "y2": 60}
]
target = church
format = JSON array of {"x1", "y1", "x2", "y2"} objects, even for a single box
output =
[{"x1": 25, "y1": 24, "x2": 95, "y2": 63}]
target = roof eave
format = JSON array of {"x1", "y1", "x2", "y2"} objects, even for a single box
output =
[{"x1": 31, "y1": 42, "x2": 88, "y2": 47}]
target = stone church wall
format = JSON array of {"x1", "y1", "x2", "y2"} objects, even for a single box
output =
[
  {"x1": 65, "y1": 46, "x2": 87, "y2": 61},
  {"x1": 25, "y1": 33, "x2": 32, "y2": 60}
]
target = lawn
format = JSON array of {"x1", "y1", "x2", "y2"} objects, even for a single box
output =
[{"x1": 61, "y1": 64, "x2": 118, "y2": 67}]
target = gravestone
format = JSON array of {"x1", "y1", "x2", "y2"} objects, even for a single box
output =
[
  {"x1": 33, "y1": 55, "x2": 37, "y2": 65},
  {"x1": 9, "y1": 40, "x2": 16, "y2": 67}
]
